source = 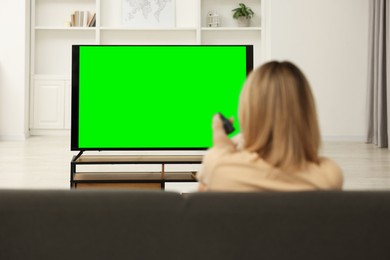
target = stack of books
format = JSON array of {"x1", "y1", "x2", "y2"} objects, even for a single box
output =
[{"x1": 71, "y1": 11, "x2": 96, "y2": 27}]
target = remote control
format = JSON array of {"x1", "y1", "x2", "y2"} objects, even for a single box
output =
[{"x1": 218, "y1": 113, "x2": 235, "y2": 134}]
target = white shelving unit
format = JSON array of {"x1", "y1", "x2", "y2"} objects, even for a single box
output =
[{"x1": 30, "y1": 0, "x2": 268, "y2": 134}]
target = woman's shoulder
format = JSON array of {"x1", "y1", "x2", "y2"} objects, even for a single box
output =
[
  {"x1": 316, "y1": 157, "x2": 344, "y2": 189},
  {"x1": 206, "y1": 145, "x2": 258, "y2": 162}
]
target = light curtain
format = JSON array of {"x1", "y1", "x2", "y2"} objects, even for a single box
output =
[{"x1": 367, "y1": 0, "x2": 390, "y2": 148}]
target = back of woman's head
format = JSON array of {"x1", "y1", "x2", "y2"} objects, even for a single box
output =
[{"x1": 239, "y1": 61, "x2": 320, "y2": 170}]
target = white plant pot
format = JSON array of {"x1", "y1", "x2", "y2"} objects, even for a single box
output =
[{"x1": 237, "y1": 16, "x2": 250, "y2": 27}]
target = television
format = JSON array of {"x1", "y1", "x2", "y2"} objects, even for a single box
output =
[{"x1": 71, "y1": 45, "x2": 253, "y2": 151}]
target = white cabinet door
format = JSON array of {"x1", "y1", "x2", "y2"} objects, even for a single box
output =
[
  {"x1": 64, "y1": 80, "x2": 71, "y2": 129},
  {"x1": 32, "y1": 79, "x2": 65, "y2": 129}
]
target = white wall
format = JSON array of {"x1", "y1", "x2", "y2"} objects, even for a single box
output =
[
  {"x1": 0, "y1": 0, "x2": 370, "y2": 141},
  {"x1": 269, "y1": 0, "x2": 369, "y2": 141},
  {"x1": 0, "y1": 0, "x2": 29, "y2": 140}
]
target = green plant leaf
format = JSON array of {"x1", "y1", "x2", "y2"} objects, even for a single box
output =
[{"x1": 232, "y1": 3, "x2": 254, "y2": 19}]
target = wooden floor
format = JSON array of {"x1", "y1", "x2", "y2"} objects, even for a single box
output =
[{"x1": 0, "y1": 135, "x2": 389, "y2": 191}]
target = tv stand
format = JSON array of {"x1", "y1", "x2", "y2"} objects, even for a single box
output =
[
  {"x1": 70, "y1": 154, "x2": 203, "y2": 190},
  {"x1": 73, "y1": 150, "x2": 84, "y2": 161}
]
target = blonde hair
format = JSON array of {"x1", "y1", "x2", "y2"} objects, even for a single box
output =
[{"x1": 239, "y1": 61, "x2": 320, "y2": 170}]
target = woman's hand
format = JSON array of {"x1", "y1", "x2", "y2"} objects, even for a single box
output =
[
  {"x1": 212, "y1": 114, "x2": 235, "y2": 150},
  {"x1": 196, "y1": 114, "x2": 237, "y2": 192}
]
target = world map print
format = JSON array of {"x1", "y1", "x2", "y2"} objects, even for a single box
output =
[{"x1": 122, "y1": 0, "x2": 175, "y2": 28}]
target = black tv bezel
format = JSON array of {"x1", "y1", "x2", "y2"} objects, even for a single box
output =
[{"x1": 71, "y1": 44, "x2": 254, "y2": 151}]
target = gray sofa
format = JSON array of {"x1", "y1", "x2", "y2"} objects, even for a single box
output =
[{"x1": 0, "y1": 190, "x2": 389, "y2": 260}]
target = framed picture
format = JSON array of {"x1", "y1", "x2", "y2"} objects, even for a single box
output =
[{"x1": 122, "y1": 0, "x2": 176, "y2": 28}]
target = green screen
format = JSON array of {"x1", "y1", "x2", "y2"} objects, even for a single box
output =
[{"x1": 77, "y1": 45, "x2": 248, "y2": 149}]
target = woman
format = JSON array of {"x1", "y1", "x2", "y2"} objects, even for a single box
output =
[{"x1": 196, "y1": 61, "x2": 343, "y2": 191}]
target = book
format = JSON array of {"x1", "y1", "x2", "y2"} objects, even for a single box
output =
[
  {"x1": 87, "y1": 12, "x2": 96, "y2": 27},
  {"x1": 71, "y1": 14, "x2": 76, "y2": 27},
  {"x1": 83, "y1": 11, "x2": 89, "y2": 27},
  {"x1": 79, "y1": 11, "x2": 84, "y2": 27},
  {"x1": 91, "y1": 18, "x2": 96, "y2": 27},
  {"x1": 71, "y1": 10, "x2": 94, "y2": 27}
]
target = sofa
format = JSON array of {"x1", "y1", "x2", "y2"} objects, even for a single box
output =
[{"x1": 0, "y1": 190, "x2": 389, "y2": 260}]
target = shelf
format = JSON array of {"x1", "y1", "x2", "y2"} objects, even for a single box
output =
[
  {"x1": 31, "y1": 0, "x2": 266, "y2": 133},
  {"x1": 74, "y1": 155, "x2": 203, "y2": 164},
  {"x1": 201, "y1": 27, "x2": 262, "y2": 31},
  {"x1": 164, "y1": 172, "x2": 197, "y2": 181},
  {"x1": 99, "y1": 27, "x2": 198, "y2": 31},
  {"x1": 74, "y1": 172, "x2": 197, "y2": 181},
  {"x1": 35, "y1": 26, "x2": 96, "y2": 31},
  {"x1": 74, "y1": 172, "x2": 164, "y2": 181}
]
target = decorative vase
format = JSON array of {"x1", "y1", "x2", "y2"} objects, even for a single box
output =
[
  {"x1": 207, "y1": 10, "x2": 220, "y2": 27},
  {"x1": 237, "y1": 16, "x2": 250, "y2": 27}
]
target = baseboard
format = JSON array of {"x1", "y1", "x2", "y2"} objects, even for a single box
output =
[
  {"x1": 322, "y1": 136, "x2": 366, "y2": 142},
  {"x1": 29, "y1": 129, "x2": 71, "y2": 136},
  {"x1": 0, "y1": 133, "x2": 29, "y2": 141}
]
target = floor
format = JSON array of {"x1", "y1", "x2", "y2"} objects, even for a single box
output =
[{"x1": 0, "y1": 135, "x2": 389, "y2": 192}]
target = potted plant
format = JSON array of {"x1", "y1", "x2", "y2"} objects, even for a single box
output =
[{"x1": 232, "y1": 3, "x2": 255, "y2": 27}]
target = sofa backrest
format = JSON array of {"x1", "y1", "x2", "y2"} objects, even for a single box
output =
[
  {"x1": 183, "y1": 191, "x2": 390, "y2": 260},
  {"x1": 0, "y1": 190, "x2": 183, "y2": 260},
  {"x1": 0, "y1": 190, "x2": 389, "y2": 260}
]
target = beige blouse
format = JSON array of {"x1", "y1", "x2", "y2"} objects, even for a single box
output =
[{"x1": 196, "y1": 146, "x2": 343, "y2": 192}]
